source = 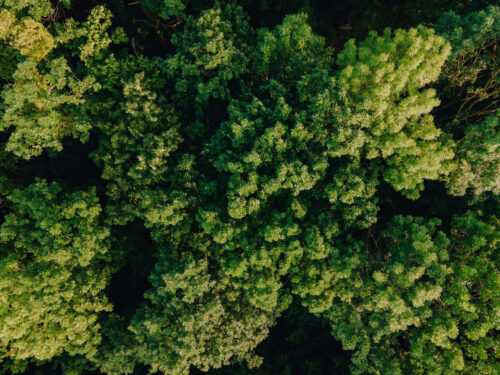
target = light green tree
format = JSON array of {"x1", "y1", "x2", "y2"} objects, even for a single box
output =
[
  {"x1": 0, "y1": 8, "x2": 54, "y2": 61},
  {"x1": 128, "y1": 251, "x2": 279, "y2": 375},
  {"x1": 447, "y1": 114, "x2": 500, "y2": 196},
  {"x1": 0, "y1": 180, "x2": 113, "y2": 362},
  {"x1": 334, "y1": 26, "x2": 455, "y2": 198},
  {"x1": 0, "y1": 57, "x2": 94, "y2": 159}
]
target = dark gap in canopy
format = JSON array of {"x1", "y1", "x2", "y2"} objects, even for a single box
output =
[{"x1": 196, "y1": 299, "x2": 351, "y2": 375}]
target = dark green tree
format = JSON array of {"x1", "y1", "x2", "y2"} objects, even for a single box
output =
[{"x1": 435, "y1": 5, "x2": 499, "y2": 123}]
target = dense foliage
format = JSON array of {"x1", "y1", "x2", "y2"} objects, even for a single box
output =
[{"x1": 0, "y1": 1, "x2": 498, "y2": 374}]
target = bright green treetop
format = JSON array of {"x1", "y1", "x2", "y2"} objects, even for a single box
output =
[
  {"x1": 0, "y1": 180, "x2": 113, "y2": 361},
  {"x1": 335, "y1": 26, "x2": 455, "y2": 198},
  {"x1": 128, "y1": 251, "x2": 279, "y2": 375}
]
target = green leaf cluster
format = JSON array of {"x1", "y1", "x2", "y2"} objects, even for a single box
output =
[{"x1": 0, "y1": 180, "x2": 112, "y2": 362}]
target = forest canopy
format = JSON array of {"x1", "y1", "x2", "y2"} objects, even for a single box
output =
[{"x1": 0, "y1": 1, "x2": 498, "y2": 375}]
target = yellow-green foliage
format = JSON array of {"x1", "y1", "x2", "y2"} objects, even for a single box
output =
[
  {"x1": 335, "y1": 26, "x2": 455, "y2": 198},
  {"x1": 0, "y1": 180, "x2": 112, "y2": 361},
  {"x1": 0, "y1": 58, "x2": 93, "y2": 159},
  {"x1": 0, "y1": 9, "x2": 54, "y2": 60}
]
